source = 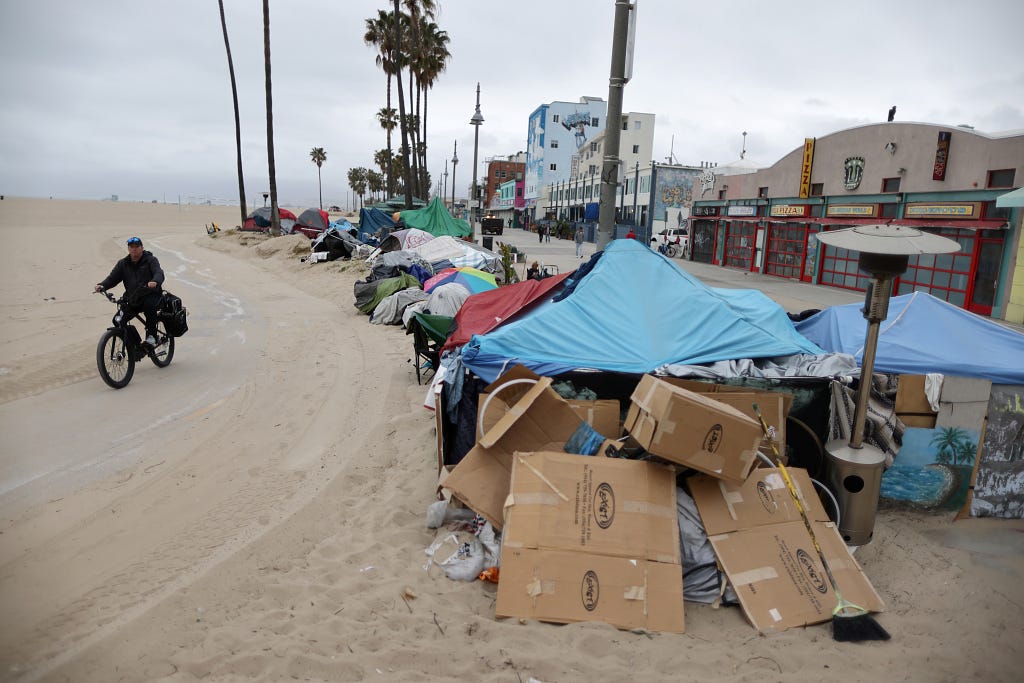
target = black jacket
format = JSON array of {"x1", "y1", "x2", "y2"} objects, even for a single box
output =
[{"x1": 98, "y1": 250, "x2": 165, "y2": 297}]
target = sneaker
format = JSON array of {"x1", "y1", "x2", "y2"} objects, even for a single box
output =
[{"x1": 145, "y1": 334, "x2": 156, "y2": 346}]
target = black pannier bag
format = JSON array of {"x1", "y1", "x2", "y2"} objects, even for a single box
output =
[{"x1": 158, "y1": 290, "x2": 189, "y2": 337}]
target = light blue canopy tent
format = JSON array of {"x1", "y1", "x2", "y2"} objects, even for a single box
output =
[
  {"x1": 461, "y1": 239, "x2": 824, "y2": 382},
  {"x1": 795, "y1": 290, "x2": 1024, "y2": 384}
]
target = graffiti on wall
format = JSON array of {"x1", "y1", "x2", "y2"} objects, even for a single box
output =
[
  {"x1": 561, "y1": 111, "x2": 594, "y2": 148},
  {"x1": 654, "y1": 167, "x2": 703, "y2": 225}
]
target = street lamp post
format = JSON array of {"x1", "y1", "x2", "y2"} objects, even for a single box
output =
[
  {"x1": 469, "y1": 83, "x2": 485, "y2": 239},
  {"x1": 442, "y1": 159, "x2": 448, "y2": 209},
  {"x1": 451, "y1": 140, "x2": 458, "y2": 213}
]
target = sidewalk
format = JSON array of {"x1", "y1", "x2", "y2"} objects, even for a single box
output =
[{"x1": 489, "y1": 228, "x2": 863, "y2": 314}]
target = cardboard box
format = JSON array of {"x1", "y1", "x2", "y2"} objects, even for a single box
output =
[
  {"x1": 625, "y1": 375, "x2": 763, "y2": 483},
  {"x1": 441, "y1": 378, "x2": 588, "y2": 530},
  {"x1": 895, "y1": 374, "x2": 935, "y2": 414},
  {"x1": 496, "y1": 451, "x2": 684, "y2": 633},
  {"x1": 659, "y1": 379, "x2": 793, "y2": 454},
  {"x1": 689, "y1": 468, "x2": 885, "y2": 633}
]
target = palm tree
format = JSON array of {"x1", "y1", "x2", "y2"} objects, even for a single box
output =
[
  {"x1": 392, "y1": 0, "x2": 413, "y2": 208},
  {"x1": 366, "y1": 169, "x2": 384, "y2": 202},
  {"x1": 375, "y1": 107, "x2": 397, "y2": 194},
  {"x1": 262, "y1": 0, "x2": 280, "y2": 235},
  {"x1": 931, "y1": 427, "x2": 970, "y2": 465},
  {"x1": 364, "y1": 11, "x2": 398, "y2": 196},
  {"x1": 347, "y1": 167, "x2": 368, "y2": 210},
  {"x1": 217, "y1": 0, "x2": 247, "y2": 227},
  {"x1": 310, "y1": 147, "x2": 327, "y2": 209},
  {"x1": 412, "y1": 18, "x2": 449, "y2": 185}
]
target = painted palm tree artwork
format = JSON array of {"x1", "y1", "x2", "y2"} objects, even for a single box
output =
[{"x1": 880, "y1": 426, "x2": 980, "y2": 510}]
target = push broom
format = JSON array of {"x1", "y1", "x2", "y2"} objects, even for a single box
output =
[{"x1": 752, "y1": 403, "x2": 890, "y2": 642}]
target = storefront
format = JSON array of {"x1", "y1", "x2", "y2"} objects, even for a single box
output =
[{"x1": 721, "y1": 206, "x2": 759, "y2": 270}]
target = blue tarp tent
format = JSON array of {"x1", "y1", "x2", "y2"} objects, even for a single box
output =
[
  {"x1": 795, "y1": 290, "x2": 1024, "y2": 384},
  {"x1": 461, "y1": 239, "x2": 824, "y2": 382},
  {"x1": 357, "y1": 207, "x2": 396, "y2": 240}
]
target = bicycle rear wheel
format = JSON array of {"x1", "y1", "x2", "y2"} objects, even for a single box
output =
[
  {"x1": 97, "y1": 329, "x2": 134, "y2": 388},
  {"x1": 148, "y1": 321, "x2": 175, "y2": 368}
]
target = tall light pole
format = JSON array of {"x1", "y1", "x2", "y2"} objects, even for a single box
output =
[
  {"x1": 469, "y1": 82, "x2": 485, "y2": 240},
  {"x1": 597, "y1": 0, "x2": 634, "y2": 248},
  {"x1": 451, "y1": 140, "x2": 458, "y2": 213},
  {"x1": 442, "y1": 159, "x2": 448, "y2": 208}
]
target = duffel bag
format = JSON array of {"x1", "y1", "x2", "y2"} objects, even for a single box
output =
[{"x1": 158, "y1": 290, "x2": 189, "y2": 337}]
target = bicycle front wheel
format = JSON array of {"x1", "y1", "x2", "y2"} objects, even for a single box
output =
[{"x1": 97, "y1": 329, "x2": 135, "y2": 389}]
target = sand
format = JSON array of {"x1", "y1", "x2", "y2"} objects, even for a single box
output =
[{"x1": 0, "y1": 197, "x2": 1022, "y2": 682}]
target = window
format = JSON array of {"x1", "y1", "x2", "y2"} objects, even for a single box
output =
[
  {"x1": 880, "y1": 203, "x2": 899, "y2": 218},
  {"x1": 882, "y1": 177, "x2": 901, "y2": 193},
  {"x1": 640, "y1": 175, "x2": 650, "y2": 193},
  {"x1": 517, "y1": 188, "x2": 523, "y2": 197},
  {"x1": 622, "y1": 121, "x2": 629, "y2": 131},
  {"x1": 499, "y1": 171, "x2": 506, "y2": 178},
  {"x1": 552, "y1": 114, "x2": 559, "y2": 123},
  {"x1": 632, "y1": 144, "x2": 639, "y2": 154},
  {"x1": 516, "y1": 172, "x2": 523, "y2": 180},
  {"x1": 634, "y1": 120, "x2": 641, "y2": 130},
  {"x1": 590, "y1": 142, "x2": 598, "y2": 152},
  {"x1": 588, "y1": 164, "x2": 597, "y2": 175},
  {"x1": 718, "y1": 190, "x2": 726, "y2": 200},
  {"x1": 810, "y1": 183, "x2": 824, "y2": 196},
  {"x1": 550, "y1": 139, "x2": 559, "y2": 149},
  {"x1": 592, "y1": 117, "x2": 599, "y2": 127},
  {"x1": 549, "y1": 163, "x2": 557, "y2": 171},
  {"x1": 987, "y1": 169, "x2": 1015, "y2": 188},
  {"x1": 758, "y1": 187, "x2": 768, "y2": 198}
]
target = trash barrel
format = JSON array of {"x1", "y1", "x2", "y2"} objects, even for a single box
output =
[
  {"x1": 823, "y1": 440, "x2": 887, "y2": 545},
  {"x1": 482, "y1": 235, "x2": 494, "y2": 250}
]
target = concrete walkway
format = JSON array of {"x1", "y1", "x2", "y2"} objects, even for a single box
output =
[{"x1": 489, "y1": 227, "x2": 864, "y2": 314}]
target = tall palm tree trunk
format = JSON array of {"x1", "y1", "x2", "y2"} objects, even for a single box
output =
[
  {"x1": 218, "y1": 0, "x2": 247, "y2": 227},
  {"x1": 393, "y1": 0, "x2": 413, "y2": 208},
  {"x1": 317, "y1": 166, "x2": 322, "y2": 209},
  {"x1": 263, "y1": 0, "x2": 280, "y2": 235},
  {"x1": 385, "y1": 73, "x2": 393, "y2": 196},
  {"x1": 421, "y1": 85, "x2": 428, "y2": 191}
]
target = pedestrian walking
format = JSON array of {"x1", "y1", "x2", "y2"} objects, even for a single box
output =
[
  {"x1": 575, "y1": 226, "x2": 585, "y2": 258},
  {"x1": 545, "y1": 225, "x2": 551, "y2": 243}
]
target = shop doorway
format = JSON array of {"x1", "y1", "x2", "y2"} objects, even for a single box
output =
[{"x1": 967, "y1": 238, "x2": 1002, "y2": 316}]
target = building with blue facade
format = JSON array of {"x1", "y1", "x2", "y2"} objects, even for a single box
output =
[{"x1": 524, "y1": 96, "x2": 607, "y2": 211}]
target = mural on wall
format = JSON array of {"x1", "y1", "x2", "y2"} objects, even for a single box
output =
[
  {"x1": 880, "y1": 426, "x2": 979, "y2": 511},
  {"x1": 653, "y1": 167, "x2": 702, "y2": 226},
  {"x1": 561, "y1": 111, "x2": 594, "y2": 148},
  {"x1": 971, "y1": 385, "x2": 1024, "y2": 518},
  {"x1": 524, "y1": 109, "x2": 546, "y2": 200}
]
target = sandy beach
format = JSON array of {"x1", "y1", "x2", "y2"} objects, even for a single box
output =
[{"x1": 1, "y1": 196, "x2": 1022, "y2": 682}]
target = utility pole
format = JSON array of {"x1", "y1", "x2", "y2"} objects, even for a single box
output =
[{"x1": 596, "y1": 0, "x2": 634, "y2": 249}]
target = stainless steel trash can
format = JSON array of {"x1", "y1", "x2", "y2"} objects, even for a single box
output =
[{"x1": 824, "y1": 440, "x2": 887, "y2": 545}]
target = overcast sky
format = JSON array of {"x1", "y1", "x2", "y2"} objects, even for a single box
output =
[{"x1": 1, "y1": 0, "x2": 1022, "y2": 209}]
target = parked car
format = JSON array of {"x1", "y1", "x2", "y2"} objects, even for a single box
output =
[
  {"x1": 651, "y1": 227, "x2": 688, "y2": 258},
  {"x1": 328, "y1": 205, "x2": 341, "y2": 212}
]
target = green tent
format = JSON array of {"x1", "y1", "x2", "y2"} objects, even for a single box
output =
[{"x1": 399, "y1": 197, "x2": 471, "y2": 238}]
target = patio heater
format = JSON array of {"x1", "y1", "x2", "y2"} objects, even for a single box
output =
[{"x1": 816, "y1": 224, "x2": 959, "y2": 545}]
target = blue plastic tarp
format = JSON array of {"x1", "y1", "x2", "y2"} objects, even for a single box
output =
[
  {"x1": 795, "y1": 290, "x2": 1024, "y2": 384},
  {"x1": 461, "y1": 239, "x2": 823, "y2": 382},
  {"x1": 357, "y1": 207, "x2": 396, "y2": 238}
]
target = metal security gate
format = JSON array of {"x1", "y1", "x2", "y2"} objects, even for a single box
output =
[
  {"x1": 723, "y1": 222, "x2": 756, "y2": 271},
  {"x1": 765, "y1": 223, "x2": 809, "y2": 279},
  {"x1": 690, "y1": 219, "x2": 718, "y2": 264}
]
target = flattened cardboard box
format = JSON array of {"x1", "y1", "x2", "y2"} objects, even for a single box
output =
[
  {"x1": 625, "y1": 375, "x2": 763, "y2": 483},
  {"x1": 689, "y1": 468, "x2": 885, "y2": 632},
  {"x1": 496, "y1": 451, "x2": 684, "y2": 633},
  {"x1": 441, "y1": 378, "x2": 587, "y2": 530}
]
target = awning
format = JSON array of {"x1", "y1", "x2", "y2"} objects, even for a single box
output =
[
  {"x1": 996, "y1": 187, "x2": 1024, "y2": 208},
  {"x1": 891, "y1": 218, "x2": 1006, "y2": 230}
]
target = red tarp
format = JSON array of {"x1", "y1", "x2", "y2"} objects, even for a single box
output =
[{"x1": 442, "y1": 271, "x2": 572, "y2": 352}]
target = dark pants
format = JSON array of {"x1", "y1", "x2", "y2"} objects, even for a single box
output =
[{"x1": 126, "y1": 290, "x2": 162, "y2": 337}]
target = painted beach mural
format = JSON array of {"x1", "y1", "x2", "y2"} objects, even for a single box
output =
[
  {"x1": 881, "y1": 426, "x2": 978, "y2": 511},
  {"x1": 971, "y1": 385, "x2": 1024, "y2": 518}
]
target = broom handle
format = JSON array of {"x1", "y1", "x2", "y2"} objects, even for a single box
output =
[{"x1": 753, "y1": 404, "x2": 845, "y2": 599}]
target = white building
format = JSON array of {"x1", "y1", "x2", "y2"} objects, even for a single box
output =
[{"x1": 524, "y1": 97, "x2": 608, "y2": 207}]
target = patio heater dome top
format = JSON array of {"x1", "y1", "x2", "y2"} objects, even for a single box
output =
[{"x1": 816, "y1": 224, "x2": 961, "y2": 255}]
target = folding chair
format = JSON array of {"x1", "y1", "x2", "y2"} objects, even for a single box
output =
[{"x1": 408, "y1": 313, "x2": 454, "y2": 385}]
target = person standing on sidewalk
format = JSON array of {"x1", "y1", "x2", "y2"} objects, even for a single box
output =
[{"x1": 575, "y1": 226, "x2": 585, "y2": 258}]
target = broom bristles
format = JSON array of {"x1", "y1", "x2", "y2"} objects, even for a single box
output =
[{"x1": 833, "y1": 612, "x2": 891, "y2": 642}]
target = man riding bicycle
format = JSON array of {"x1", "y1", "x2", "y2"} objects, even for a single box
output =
[{"x1": 94, "y1": 236, "x2": 165, "y2": 346}]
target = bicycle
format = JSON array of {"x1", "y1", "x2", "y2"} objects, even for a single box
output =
[{"x1": 95, "y1": 289, "x2": 175, "y2": 388}]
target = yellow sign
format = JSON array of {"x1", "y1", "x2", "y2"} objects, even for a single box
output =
[
  {"x1": 905, "y1": 203, "x2": 979, "y2": 218},
  {"x1": 770, "y1": 205, "x2": 809, "y2": 216},
  {"x1": 799, "y1": 138, "x2": 815, "y2": 199},
  {"x1": 827, "y1": 204, "x2": 877, "y2": 217}
]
